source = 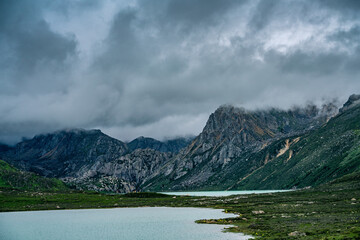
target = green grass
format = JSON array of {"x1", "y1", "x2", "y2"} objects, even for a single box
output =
[
  {"x1": 1, "y1": 171, "x2": 359, "y2": 239},
  {"x1": 0, "y1": 160, "x2": 68, "y2": 192}
]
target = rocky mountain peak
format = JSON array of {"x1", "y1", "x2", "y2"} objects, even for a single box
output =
[
  {"x1": 201, "y1": 105, "x2": 273, "y2": 149},
  {"x1": 158, "y1": 102, "x2": 339, "y2": 187},
  {"x1": 1, "y1": 128, "x2": 128, "y2": 178},
  {"x1": 214, "y1": 104, "x2": 247, "y2": 115},
  {"x1": 32, "y1": 128, "x2": 103, "y2": 141},
  {"x1": 201, "y1": 103, "x2": 332, "y2": 149},
  {"x1": 340, "y1": 94, "x2": 360, "y2": 113}
]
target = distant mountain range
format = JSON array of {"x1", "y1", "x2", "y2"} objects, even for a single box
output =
[
  {"x1": 0, "y1": 130, "x2": 188, "y2": 192},
  {"x1": 1, "y1": 94, "x2": 359, "y2": 193}
]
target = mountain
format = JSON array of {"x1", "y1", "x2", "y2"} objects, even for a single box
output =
[
  {"x1": 63, "y1": 148, "x2": 172, "y2": 192},
  {"x1": 128, "y1": 136, "x2": 194, "y2": 153},
  {"x1": 339, "y1": 94, "x2": 360, "y2": 112},
  {"x1": 228, "y1": 98, "x2": 360, "y2": 190},
  {"x1": 143, "y1": 98, "x2": 360, "y2": 191},
  {"x1": 142, "y1": 103, "x2": 339, "y2": 191},
  {"x1": 0, "y1": 129, "x2": 128, "y2": 178},
  {"x1": 0, "y1": 160, "x2": 68, "y2": 191},
  {"x1": 0, "y1": 143, "x2": 11, "y2": 152},
  {"x1": 0, "y1": 129, "x2": 173, "y2": 192},
  {"x1": 2, "y1": 97, "x2": 358, "y2": 194}
]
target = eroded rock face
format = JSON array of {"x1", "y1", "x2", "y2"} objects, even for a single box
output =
[{"x1": 62, "y1": 149, "x2": 172, "y2": 192}]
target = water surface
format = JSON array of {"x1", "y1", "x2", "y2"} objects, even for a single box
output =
[
  {"x1": 0, "y1": 207, "x2": 253, "y2": 240},
  {"x1": 161, "y1": 190, "x2": 291, "y2": 197}
]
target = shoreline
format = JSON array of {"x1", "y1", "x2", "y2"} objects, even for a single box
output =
[
  {"x1": 0, "y1": 204, "x2": 251, "y2": 238},
  {"x1": 0, "y1": 206, "x2": 252, "y2": 240},
  {"x1": 1, "y1": 184, "x2": 359, "y2": 239}
]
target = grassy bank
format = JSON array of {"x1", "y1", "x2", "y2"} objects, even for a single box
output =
[{"x1": 1, "y1": 174, "x2": 359, "y2": 239}]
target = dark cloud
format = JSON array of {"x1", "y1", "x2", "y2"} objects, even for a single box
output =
[
  {"x1": 0, "y1": 0, "x2": 77, "y2": 95},
  {"x1": 0, "y1": 1, "x2": 77, "y2": 70},
  {"x1": 318, "y1": 0, "x2": 360, "y2": 21},
  {"x1": 249, "y1": 0, "x2": 277, "y2": 32},
  {"x1": 319, "y1": 0, "x2": 360, "y2": 10},
  {"x1": 1, "y1": 0, "x2": 360, "y2": 144},
  {"x1": 7, "y1": 19, "x2": 76, "y2": 74},
  {"x1": 272, "y1": 50, "x2": 345, "y2": 75},
  {"x1": 328, "y1": 25, "x2": 360, "y2": 46},
  {"x1": 164, "y1": 0, "x2": 244, "y2": 26}
]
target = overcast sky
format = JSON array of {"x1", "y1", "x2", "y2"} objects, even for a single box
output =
[{"x1": 1, "y1": 0, "x2": 360, "y2": 144}]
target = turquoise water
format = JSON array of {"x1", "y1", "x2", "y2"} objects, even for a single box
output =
[
  {"x1": 0, "y1": 207, "x2": 253, "y2": 240},
  {"x1": 161, "y1": 190, "x2": 291, "y2": 197}
]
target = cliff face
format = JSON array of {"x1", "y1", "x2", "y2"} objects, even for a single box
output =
[{"x1": 62, "y1": 149, "x2": 172, "y2": 192}]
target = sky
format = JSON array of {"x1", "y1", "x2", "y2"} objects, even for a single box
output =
[{"x1": 1, "y1": 0, "x2": 360, "y2": 144}]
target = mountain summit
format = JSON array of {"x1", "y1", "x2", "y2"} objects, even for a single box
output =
[
  {"x1": 340, "y1": 94, "x2": 360, "y2": 112},
  {"x1": 142, "y1": 102, "x2": 338, "y2": 191}
]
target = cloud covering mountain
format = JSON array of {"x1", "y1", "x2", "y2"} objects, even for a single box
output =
[{"x1": 1, "y1": 0, "x2": 360, "y2": 144}]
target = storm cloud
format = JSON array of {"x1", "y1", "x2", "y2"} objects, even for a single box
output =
[{"x1": 1, "y1": 0, "x2": 360, "y2": 144}]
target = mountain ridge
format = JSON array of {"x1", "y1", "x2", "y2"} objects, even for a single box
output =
[
  {"x1": 1, "y1": 97, "x2": 358, "y2": 193},
  {"x1": 142, "y1": 102, "x2": 338, "y2": 191}
]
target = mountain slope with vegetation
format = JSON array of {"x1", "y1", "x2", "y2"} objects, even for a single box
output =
[
  {"x1": 142, "y1": 103, "x2": 338, "y2": 191},
  {"x1": 0, "y1": 160, "x2": 68, "y2": 192},
  {"x1": 230, "y1": 101, "x2": 360, "y2": 190}
]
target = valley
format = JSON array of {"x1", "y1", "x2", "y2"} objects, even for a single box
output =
[{"x1": 0, "y1": 94, "x2": 359, "y2": 239}]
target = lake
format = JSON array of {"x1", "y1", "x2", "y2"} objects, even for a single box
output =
[
  {"x1": 161, "y1": 190, "x2": 291, "y2": 197},
  {"x1": 0, "y1": 207, "x2": 253, "y2": 240}
]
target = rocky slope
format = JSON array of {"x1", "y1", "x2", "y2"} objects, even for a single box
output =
[
  {"x1": 142, "y1": 103, "x2": 338, "y2": 191},
  {"x1": 0, "y1": 129, "x2": 128, "y2": 178},
  {"x1": 0, "y1": 129, "x2": 174, "y2": 192},
  {"x1": 229, "y1": 97, "x2": 360, "y2": 190},
  {"x1": 62, "y1": 149, "x2": 172, "y2": 192},
  {"x1": 339, "y1": 94, "x2": 360, "y2": 112},
  {"x1": 144, "y1": 98, "x2": 360, "y2": 191}
]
